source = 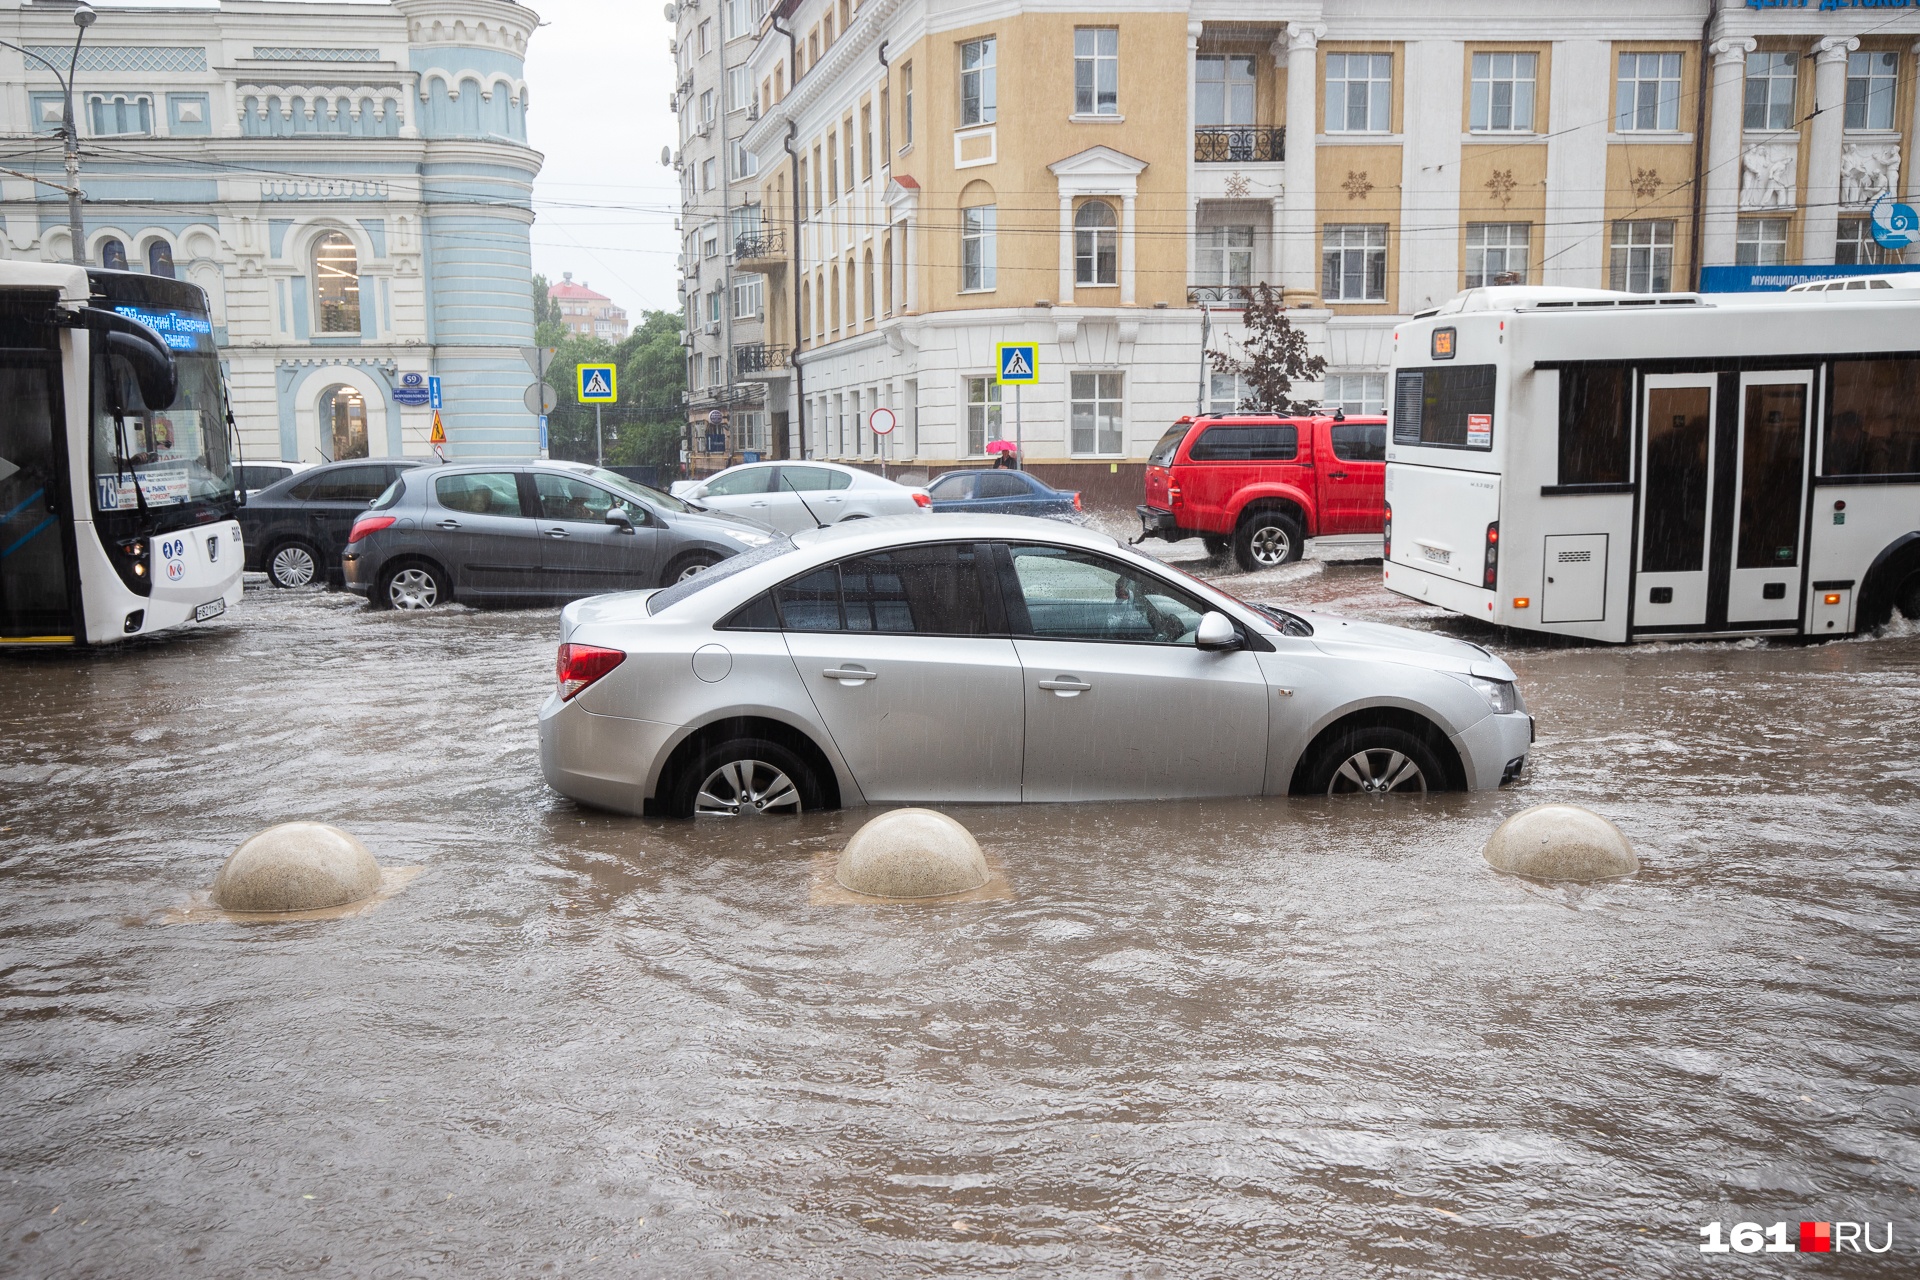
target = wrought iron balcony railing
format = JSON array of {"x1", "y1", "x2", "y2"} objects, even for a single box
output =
[
  {"x1": 733, "y1": 342, "x2": 791, "y2": 375},
  {"x1": 1187, "y1": 284, "x2": 1254, "y2": 307},
  {"x1": 1193, "y1": 126, "x2": 1285, "y2": 163},
  {"x1": 733, "y1": 230, "x2": 786, "y2": 262}
]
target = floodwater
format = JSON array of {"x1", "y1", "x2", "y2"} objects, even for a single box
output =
[{"x1": 3, "y1": 555, "x2": 1918, "y2": 1278}]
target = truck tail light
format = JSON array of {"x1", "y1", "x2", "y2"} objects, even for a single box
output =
[
  {"x1": 1167, "y1": 485, "x2": 1181, "y2": 507},
  {"x1": 1484, "y1": 521, "x2": 1500, "y2": 589},
  {"x1": 1382, "y1": 503, "x2": 1392, "y2": 559},
  {"x1": 556, "y1": 643, "x2": 625, "y2": 701},
  {"x1": 348, "y1": 514, "x2": 397, "y2": 543}
]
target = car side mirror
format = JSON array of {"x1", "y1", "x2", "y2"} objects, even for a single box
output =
[
  {"x1": 606, "y1": 506, "x2": 637, "y2": 532},
  {"x1": 1195, "y1": 611, "x2": 1241, "y2": 651}
]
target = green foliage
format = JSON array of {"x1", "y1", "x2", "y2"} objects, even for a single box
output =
[
  {"x1": 541, "y1": 310, "x2": 687, "y2": 472},
  {"x1": 531, "y1": 273, "x2": 564, "y2": 346},
  {"x1": 1207, "y1": 283, "x2": 1327, "y2": 414}
]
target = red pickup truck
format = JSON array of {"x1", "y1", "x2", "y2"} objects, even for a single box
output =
[{"x1": 1136, "y1": 412, "x2": 1388, "y2": 571}]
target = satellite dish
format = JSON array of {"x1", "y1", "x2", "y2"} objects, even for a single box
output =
[
  {"x1": 660, "y1": 145, "x2": 672, "y2": 167},
  {"x1": 664, "y1": 3, "x2": 678, "y2": 21}
]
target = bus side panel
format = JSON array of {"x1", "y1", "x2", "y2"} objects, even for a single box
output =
[
  {"x1": 1807, "y1": 481, "x2": 1920, "y2": 633},
  {"x1": 1384, "y1": 463, "x2": 1499, "y2": 587}
]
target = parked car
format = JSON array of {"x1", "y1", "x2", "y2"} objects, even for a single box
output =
[
  {"x1": 538, "y1": 514, "x2": 1533, "y2": 817},
  {"x1": 341, "y1": 461, "x2": 781, "y2": 610},
  {"x1": 241, "y1": 458, "x2": 425, "y2": 588},
  {"x1": 927, "y1": 468, "x2": 1081, "y2": 518},
  {"x1": 672, "y1": 461, "x2": 930, "y2": 533},
  {"x1": 1136, "y1": 412, "x2": 1388, "y2": 571},
  {"x1": 235, "y1": 461, "x2": 310, "y2": 498}
]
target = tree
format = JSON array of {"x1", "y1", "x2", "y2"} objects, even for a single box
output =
[
  {"x1": 1206, "y1": 283, "x2": 1327, "y2": 414},
  {"x1": 531, "y1": 273, "x2": 566, "y2": 346},
  {"x1": 538, "y1": 310, "x2": 688, "y2": 472}
]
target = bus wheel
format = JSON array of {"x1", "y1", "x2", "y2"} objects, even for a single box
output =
[
  {"x1": 379, "y1": 561, "x2": 446, "y2": 610},
  {"x1": 266, "y1": 540, "x2": 321, "y2": 589},
  {"x1": 1899, "y1": 571, "x2": 1920, "y2": 621},
  {"x1": 1234, "y1": 509, "x2": 1304, "y2": 571}
]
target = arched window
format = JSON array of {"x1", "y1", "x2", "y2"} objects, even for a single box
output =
[
  {"x1": 1075, "y1": 200, "x2": 1118, "y2": 287},
  {"x1": 960, "y1": 179, "x2": 997, "y2": 293},
  {"x1": 313, "y1": 232, "x2": 361, "y2": 333},
  {"x1": 99, "y1": 238, "x2": 128, "y2": 271},
  {"x1": 799, "y1": 279, "x2": 811, "y2": 346},
  {"x1": 319, "y1": 384, "x2": 369, "y2": 460},
  {"x1": 147, "y1": 239, "x2": 175, "y2": 278}
]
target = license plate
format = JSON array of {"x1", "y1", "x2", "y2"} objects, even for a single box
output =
[
  {"x1": 194, "y1": 598, "x2": 226, "y2": 622},
  {"x1": 1422, "y1": 545, "x2": 1452, "y2": 565}
]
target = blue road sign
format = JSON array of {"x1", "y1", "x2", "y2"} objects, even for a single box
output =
[
  {"x1": 427, "y1": 375, "x2": 443, "y2": 409},
  {"x1": 996, "y1": 342, "x2": 1038, "y2": 385},
  {"x1": 538, "y1": 414, "x2": 549, "y2": 451}
]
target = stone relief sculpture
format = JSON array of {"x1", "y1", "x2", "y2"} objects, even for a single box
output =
[
  {"x1": 1741, "y1": 144, "x2": 1796, "y2": 210},
  {"x1": 1840, "y1": 142, "x2": 1902, "y2": 208}
]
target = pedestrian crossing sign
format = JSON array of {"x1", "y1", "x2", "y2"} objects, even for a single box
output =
[
  {"x1": 577, "y1": 363, "x2": 618, "y2": 403},
  {"x1": 996, "y1": 342, "x2": 1039, "y2": 385}
]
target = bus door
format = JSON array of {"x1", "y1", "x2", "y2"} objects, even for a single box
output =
[
  {"x1": 1636, "y1": 374, "x2": 1717, "y2": 629},
  {"x1": 0, "y1": 343, "x2": 76, "y2": 644},
  {"x1": 1724, "y1": 371, "x2": 1814, "y2": 627}
]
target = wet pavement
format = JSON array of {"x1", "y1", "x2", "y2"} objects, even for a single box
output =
[{"x1": 3, "y1": 550, "x2": 1918, "y2": 1278}]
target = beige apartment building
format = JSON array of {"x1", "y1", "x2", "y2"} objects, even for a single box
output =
[{"x1": 724, "y1": 0, "x2": 1920, "y2": 487}]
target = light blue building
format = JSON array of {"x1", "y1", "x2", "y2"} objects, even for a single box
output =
[{"x1": 0, "y1": 0, "x2": 544, "y2": 462}]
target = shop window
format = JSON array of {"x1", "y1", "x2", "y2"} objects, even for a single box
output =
[{"x1": 313, "y1": 232, "x2": 361, "y2": 333}]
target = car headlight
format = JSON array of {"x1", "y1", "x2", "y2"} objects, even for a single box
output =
[
  {"x1": 1455, "y1": 672, "x2": 1521, "y2": 714},
  {"x1": 729, "y1": 529, "x2": 775, "y2": 547}
]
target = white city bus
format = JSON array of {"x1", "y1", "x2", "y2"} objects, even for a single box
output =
[
  {"x1": 0, "y1": 262, "x2": 242, "y2": 647},
  {"x1": 1381, "y1": 285, "x2": 1920, "y2": 643}
]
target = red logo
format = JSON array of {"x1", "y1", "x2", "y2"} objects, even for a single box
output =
[{"x1": 1800, "y1": 1222, "x2": 1832, "y2": 1253}]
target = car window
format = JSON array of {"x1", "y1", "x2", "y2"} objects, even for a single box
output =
[
  {"x1": 370, "y1": 477, "x2": 406, "y2": 511},
  {"x1": 307, "y1": 465, "x2": 392, "y2": 501},
  {"x1": 434, "y1": 471, "x2": 523, "y2": 516},
  {"x1": 975, "y1": 472, "x2": 1031, "y2": 499},
  {"x1": 1005, "y1": 544, "x2": 1208, "y2": 645},
  {"x1": 703, "y1": 467, "x2": 774, "y2": 497},
  {"x1": 928, "y1": 473, "x2": 975, "y2": 501},
  {"x1": 1187, "y1": 424, "x2": 1297, "y2": 462},
  {"x1": 839, "y1": 544, "x2": 993, "y2": 634},
  {"x1": 1148, "y1": 423, "x2": 1192, "y2": 466},
  {"x1": 1329, "y1": 422, "x2": 1387, "y2": 462},
  {"x1": 534, "y1": 472, "x2": 626, "y2": 522},
  {"x1": 236, "y1": 465, "x2": 289, "y2": 490},
  {"x1": 778, "y1": 465, "x2": 844, "y2": 492},
  {"x1": 773, "y1": 566, "x2": 842, "y2": 630}
]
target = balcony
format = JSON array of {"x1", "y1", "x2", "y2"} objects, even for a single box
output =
[
  {"x1": 733, "y1": 230, "x2": 787, "y2": 272},
  {"x1": 1188, "y1": 284, "x2": 1254, "y2": 308},
  {"x1": 688, "y1": 382, "x2": 767, "y2": 411},
  {"x1": 733, "y1": 342, "x2": 790, "y2": 378},
  {"x1": 1193, "y1": 127, "x2": 1284, "y2": 164}
]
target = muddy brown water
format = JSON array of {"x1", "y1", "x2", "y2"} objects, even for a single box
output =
[{"x1": 3, "y1": 559, "x2": 1917, "y2": 1278}]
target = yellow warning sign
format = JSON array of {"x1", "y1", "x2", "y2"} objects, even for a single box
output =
[{"x1": 429, "y1": 409, "x2": 446, "y2": 445}]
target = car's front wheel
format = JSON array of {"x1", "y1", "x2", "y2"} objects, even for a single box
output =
[
  {"x1": 664, "y1": 737, "x2": 825, "y2": 818},
  {"x1": 661, "y1": 551, "x2": 722, "y2": 586},
  {"x1": 1304, "y1": 727, "x2": 1446, "y2": 797},
  {"x1": 377, "y1": 560, "x2": 447, "y2": 611},
  {"x1": 1233, "y1": 509, "x2": 1304, "y2": 571},
  {"x1": 266, "y1": 540, "x2": 322, "y2": 589}
]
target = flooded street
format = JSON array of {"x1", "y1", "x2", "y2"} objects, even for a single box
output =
[{"x1": 3, "y1": 556, "x2": 1918, "y2": 1278}]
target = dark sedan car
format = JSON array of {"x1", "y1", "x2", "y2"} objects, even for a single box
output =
[
  {"x1": 927, "y1": 468, "x2": 1081, "y2": 518},
  {"x1": 240, "y1": 458, "x2": 426, "y2": 588},
  {"x1": 341, "y1": 461, "x2": 782, "y2": 609}
]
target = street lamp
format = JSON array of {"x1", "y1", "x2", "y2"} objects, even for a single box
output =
[{"x1": 0, "y1": 3, "x2": 97, "y2": 265}]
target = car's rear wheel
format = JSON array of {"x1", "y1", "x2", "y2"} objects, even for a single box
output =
[
  {"x1": 1234, "y1": 509, "x2": 1304, "y2": 571},
  {"x1": 378, "y1": 560, "x2": 447, "y2": 610},
  {"x1": 665, "y1": 737, "x2": 824, "y2": 818},
  {"x1": 266, "y1": 540, "x2": 321, "y2": 589},
  {"x1": 1305, "y1": 727, "x2": 1445, "y2": 797},
  {"x1": 662, "y1": 551, "x2": 721, "y2": 587},
  {"x1": 1202, "y1": 535, "x2": 1231, "y2": 558}
]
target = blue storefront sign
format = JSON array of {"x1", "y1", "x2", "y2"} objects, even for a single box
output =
[{"x1": 1699, "y1": 263, "x2": 1920, "y2": 292}]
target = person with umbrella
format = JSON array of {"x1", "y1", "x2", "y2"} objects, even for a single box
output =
[{"x1": 987, "y1": 438, "x2": 1020, "y2": 470}]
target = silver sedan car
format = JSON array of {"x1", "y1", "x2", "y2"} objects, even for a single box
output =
[
  {"x1": 538, "y1": 516, "x2": 1534, "y2": 817},
  {"x1": 671, "y1": 461, "x2": 930, "y2": 533}
]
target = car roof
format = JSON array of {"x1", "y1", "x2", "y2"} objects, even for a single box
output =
[{"x1": 791, "y1": 512, "x2": 1113, "y2": 550}]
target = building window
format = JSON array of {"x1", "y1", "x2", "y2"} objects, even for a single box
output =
[
  {"x1": 1736, "y1": 217, "x2": 1789, "y2": 266},
  {"x1": 1322, "y1": 224, "x2": 1387, "y2": 302},
  {"x1": 861, "y1": 104, "x2": 873, "y2": 179},
  {"x1": 1470, "y1": 51, "x2": 1536, "y2": 133},
  {"x1": 901, "y1": 61, "x2": 914, "y2": 147},
  {"x1": 827, "y1": 133, "x2": 839, "y2": 197},
  {"x1": 701, "y1": 89, "x2": 716, "y2": 125},
  {"x1": 1074, "y1": 28, "x2": 1119, "y2": 116},
  {"x1": 1325, "y1": 373, "x2": 1387, "y2": 415},
  {"x1": 729, "y1": 66, "x2": 752, "y2": 112},
  {"x1": 708, "y1": 355, "x2": 723, "y2": 386},
  {"x1": 1609, "y1": 219, "x2": 1674, "y2": 292},
  {"x1": 965, "y1": 376, "x2": 1002, "y2": 454},
  {"x1": 1207, "y1": 372, "x2": 1249, "y2": 413},
  {"x1": 313, "y1": 232, "x2": 361, "y2": 333},
  {"x1": 1615, "y1": 52, "x2": 1682, "y2": 133},
  {"x1": 1196, "y1": 55, "x2": 1255, "y2": 127},
  {"x1": 1837, "y1": 217, "x2": 1904, "y2": 265},
  {"x1": 1197, "y1": 226, "x2": 1254, "y2": 286},
  {"x1": 1070, "y1": 372, "x2": 1124, "y2": 455},
  {"x1": 698, "y1": 19, "x2": 712, "y2": 54},
  {"x1": 961, "y1": 204, "x2": 996, "y2": 291},
  {"x1": 146, "y1": 239, "x2": 176, "y2": 278},
  {"x1": 843, "y1": 127, "x2": 854, "y2": 192},
  {"x1": 960, "y1": 38, "x2": 996, "y2": 126},
  {"x1": 730, "y1": 203, "x2": 761, "y2": 244},
  {"x1": 703, "y1": 229, "x2": 718, "y2": 258},
  {"x1": 1325, "y1": 53, "x2": 1391, "y2": 133},
  {"x1": 733, "y1": 274, "x2": 763, "y2": 318},
  {"x1": 732, "y1": 141, "x2": 758, "y2": 178},
  {"x1": 706, "y1": 288, "x2": 723, "y2": 324},
  {"x1": 1743, "y1": 52, "x2": 1798, "y2": 132},
  {"x1": 99, "y1": 238, "x2": 128, "y2": 271},
  {"x1": 320, "y1": 385, "x2": 369, "y2": 460},
  {"x1": 87, "y1": 94, "x2": 152, "y2": 137},
  {"x1": 1845, "y1": 50, "x2": 1898, "y2": 131},
  {"x1": 1075, "y1": 200, "x2": 1118, "y2": 286},
  {"x1": 702, "y1": 157, "x2": 716, "y2": 191},
  {"x1": 1465, "y1": 222, "x2": 1529, "y2": 287}
]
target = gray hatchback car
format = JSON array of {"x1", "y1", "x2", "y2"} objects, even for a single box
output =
[{"x1": 342, "y1": 461, "x2": 782, "y2": 609}]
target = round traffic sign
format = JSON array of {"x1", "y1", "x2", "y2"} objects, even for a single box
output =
[
  {"x1": 869, "y1": 407, "x2": 897, "y2": 436},
  {"x1": 524, "y1": 382, "x2": 558, "y2": 414}
]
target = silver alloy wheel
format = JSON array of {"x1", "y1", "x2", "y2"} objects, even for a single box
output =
[
  {"x1": 676, "y1": 559, "x2": 714, "y2": 583},
  {"x1": 1249, "y1": 523, "x2": 1293, "y2": 567},
  {"x1": 269, "y1": 544, "x2": 317, "y2": 588},
  {"x1": 386, "y1": 567, "x2": 441, "y2": 610},
  {"x1": 1329, "y1": 748, "x2": 1428, "y2": 796},
  {"x1": 694, "y1": 759, "x2": 802, "y2": 816}
]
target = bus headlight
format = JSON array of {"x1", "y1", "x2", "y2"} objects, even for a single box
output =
[{"x1": 1453, "y1": 672, "x2": 1520, "y2": 714}]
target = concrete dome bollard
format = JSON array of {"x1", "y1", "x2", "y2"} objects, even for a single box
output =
[
  {"x1": 1482, "y1": 804, "x2": 1639, "y2": 882},
  {"x1": 836, "y1": 808, "x2": 990, "y2": 899},
  {"x1": 212, "y1": 822, "x2": 383, "y2": 913}
]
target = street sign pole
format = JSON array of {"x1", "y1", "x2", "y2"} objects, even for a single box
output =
[
  {"x1": 1015, "y1": 384, "x2": 1023, "y2": 468},
  {"x1": 595, "y1": 405, "x2": 603, "y2": 467}
]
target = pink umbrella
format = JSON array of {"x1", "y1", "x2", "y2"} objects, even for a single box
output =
[{"x1": 985, "y1": 439, "x2": 1018, "y2": 454}]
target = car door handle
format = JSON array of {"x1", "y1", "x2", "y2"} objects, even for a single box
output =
[
  {"x1": 1329, "y1": 471, "x2": 1348, "y2": 479},
  {"x1": 1037, "y1": 677, "x2": 1092, "y2": 694},
  {"x1": 545, "y1": 527, "x2": 570, "y2": 538},
  {"x1": 748, "y1": 499, "x2": 769, "y2": 507},
  {"x1": 822, "y1": 666, "x2": 878, "y2": 682},
  {"x1": 436, "y1": 519, "x2": 461, "y2": 530}
]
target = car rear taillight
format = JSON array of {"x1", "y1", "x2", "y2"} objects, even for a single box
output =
[
  {"x1": 1072, "y1": 492, "x2": 1082, "y2": 511},
  {"x1": 1382, "y1": 502, "x2": 1392, "y2": 560},
  {"x1": 347, "y1": 514, "x2": 396, "y2": 543},
  {"x1": 1484, "y1": 520, "x2": 1500, "y2": 589},
  {"x1": 556, "y1": 643, "x2": 625, "y2": 701},
  {"x1": 1167, "y1": 485, "x2": 1181, "y2": 507},
  {"x1": 912, "y1": 491, "x2": 932, "y2": 508}
]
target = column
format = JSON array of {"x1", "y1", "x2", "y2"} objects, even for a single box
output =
[
  {"x1": 1058, "y1": 194, "x2": 1074, "y2": 302},
  {"x1": 1121, "y1": 193, "x2": 1137, "y2": 303},
  {"x1": 1280, "y1": 22, "x2": 1325, "y2": 298},
  {"x1": 1701, "y1": 37, "x2": 1754, "y2": 270},
  {"x1": 1804, "y1": 36, "x2": 1859, "y2": 267}
]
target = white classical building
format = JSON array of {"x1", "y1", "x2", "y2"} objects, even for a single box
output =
[{"x1": 0, "y1": 0, "x2": 543, "y2": 463}]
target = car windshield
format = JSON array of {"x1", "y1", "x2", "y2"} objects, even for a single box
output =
[
  {"x1": 645, "y1": 535, "x2": 799, "y2": 614},
  {"x1": 576, "y1": 466, "x2": 693, "y2": 513},
  {"x1": 1147, "y1": 423, "x2": 1191, "y2": 466},
  {"x1": 1144, "y1": 553, "x2": 1315, "y2": 636}
]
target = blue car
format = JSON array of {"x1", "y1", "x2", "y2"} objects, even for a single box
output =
[{"x1": 926, "y1": 468, "x2": 1082, "y2": 518}]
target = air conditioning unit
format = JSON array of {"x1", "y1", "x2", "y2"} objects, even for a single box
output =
[
  {"x1": 704, "y1": 322, "x2": 721, "y2": 336},
  {"x1": 696, "y1": 121, "x2": 712, "y2": 138}
]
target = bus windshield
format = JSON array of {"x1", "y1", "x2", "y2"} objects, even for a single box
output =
[{"x1": 90, "y1": 337, "x2": 234, "y2": 515}]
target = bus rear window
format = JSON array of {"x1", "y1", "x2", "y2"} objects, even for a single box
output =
[
  {"x1": 1392, "y1": 365, "x2": 1496, "y2": 450},
  {"x1": 1558, "y1": 366, "x2": 1631, "y2": 484},
  {"x1": 1147, "y1": 423, "x2": 1191, "y2": 466},
  {"x1": 1826, "y1": 356, "x2": 1920, "y2": 477}
]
